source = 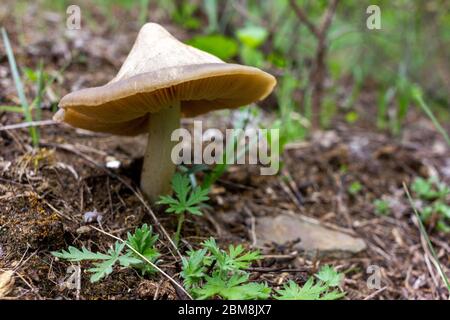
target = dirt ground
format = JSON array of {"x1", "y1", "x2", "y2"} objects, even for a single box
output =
[{"x1": 0, "y1": 2, "x2": 449, "y2": 300}]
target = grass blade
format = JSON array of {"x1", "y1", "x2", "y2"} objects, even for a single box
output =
[
  {"x1": 33, "y1": 60, "x2": 45, "y2": 143},
  {"x1": 403, "y1": 182, "x2": 450, "y2": 294},
  {"x1": 1, "y1": 27, "x2": 38, "y2": 147},
  {"x1": 138, "y1": 0, "x2": 150, "y2": 25},
  {"x1": 412, "y1": 87, "x2": 450, "y2": 146},
  {"x1": 0, "y1": 105, "x2": 23, "y2": 113},
  {"x1": 35, "y1": 60, "x2": 45, "y2": 121}
]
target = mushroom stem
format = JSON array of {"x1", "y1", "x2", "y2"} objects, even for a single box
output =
[{"x1": 141, "y1": 101, "x2": 180, "y2": 203}]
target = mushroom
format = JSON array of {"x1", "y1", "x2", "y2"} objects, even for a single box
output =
[{"x1": 54, "y1": 23, "x2": 276, "y2": 203}]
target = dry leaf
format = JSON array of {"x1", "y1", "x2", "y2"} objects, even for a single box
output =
[{"x1": 0, "y1": 270, "x2": 15, "y2": 298}]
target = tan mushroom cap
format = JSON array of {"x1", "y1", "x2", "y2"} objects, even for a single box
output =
[{"x1": 56, "y1": 23, "x2": 276, "y2": 136}]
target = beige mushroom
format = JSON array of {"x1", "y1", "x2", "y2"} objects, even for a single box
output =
[{"x1": 55, "y1": 23, "x2": 276, "y2": 203}]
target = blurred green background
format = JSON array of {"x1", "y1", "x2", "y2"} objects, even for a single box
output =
[{"x1": 5, "y1": 0, "x2": 450, "y2": 148}]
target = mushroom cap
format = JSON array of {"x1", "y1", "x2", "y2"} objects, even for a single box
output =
[{"x1": 56, "y1": 23, "x2": 276, "y2": 136}]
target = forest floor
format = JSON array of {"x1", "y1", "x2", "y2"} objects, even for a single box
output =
[{"x1": 0, "y1": 3, "x2": 449, "y2": 300}]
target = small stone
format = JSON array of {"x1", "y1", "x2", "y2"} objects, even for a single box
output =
[
  {"x1": 106, "y1": 156, "x2": 121, "y2": 169},
  {"x1": 76, "y1": 226, "x2": 91, "y2": 234},
  {"x1": 83, "y1": 210, "x2": 103, "y2": 223},
  {"x1": 255, "y1": 213, "x2": 366, "y2": 258}
]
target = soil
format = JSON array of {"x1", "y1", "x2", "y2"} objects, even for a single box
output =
[{"x1": 0, "y1": 1, "x2": 449, "y2": 300}]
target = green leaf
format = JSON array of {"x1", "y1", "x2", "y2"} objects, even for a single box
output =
[
  {"x1": 236, "y1": 26, "x2": 268, "y2": 48},
  {"x1": 52, "y1": 245, "x2": 123, "y2": 283},
  {"x1": 118, "y1": 253, "x2": 142, "y2": 267},
  {"x1": 420, "y1": 206, "x2": 433, "y2": 221},
  {"x1": 88, "y1": 260, "x2": 116, "y2": 283},
  {"x1": 315, "y1": 265, "x2": 343, "y2": 287},
  {"x1": 435, "y1": 202, "x2": 450, "y2": 219},
  {"x1": 193, "y1": 273, "x2": 270, "y2": 300},
  {"x1": 267, "y1": 52, "x2": 287, "y2": 68},
  {"x1": 202, "y1": 237, "x2": 221, "y2": 256},
  {"x1": 182, "y1": 238, "x2": 268, "y2": 299},
  {"x1": 126, "y1": 224, "x2": 160, "y2": 275},
  {"x1": 240, "y1": 46, "x2": 265, "y2": 68},
  {"x1": 186, "y1": 186, "x2": 209, "y2": 206},
  {"x1": 412, "y1": 177, "x2": 434, "y2": 199},
  {"x1": 87, "y1": 242, "x2": 127, "y2": 283},
  {"x1": 53, "y1": 224, "x2": 162, "y2": 282},
  {"x1": 411, "y1": 177, "x2": 449, "y2": 201},
  {"x1": 52, "y1": 246, "x2": 111, "y2": 261},
  {"x1": 187, "y1": 35, "x2": 238, "y2": 60},
  {"x1": 180, "y1": 248, "x2": 208, "y2": 288},
  {"x1": 227, "y1": 244, "x2": 261, "y2": 270},
  {"x1": 348, "y1": 181, "x2": 363, "y2": 195},
  {"x1": 157, "y1": 173, "x2": 209, "y2": 216},
  {"x1": 436, "y1": 220, "x2": 450, "y2": 233},
  {"x1": 126, "y1": 224, "x2": 159, "y2": 255},
  {"x1": 202, "y1": 237, "x2": 260, "y2": 273},
  {"x1": 228, "y1": 282, "x2": 271, "y2": 300},
  {"x1": 172, "y1": 172, "x2": 191, "y2": 203},
  {"x1": 157, "y1": 195, "x2": 179, "y2": 207},
  {"x1": 373, "y1": 199, "x2": 390, "y2": 216},
  {"x1": 275, "y1": 279, "x2": 344, "y2": 300},
  {"x1": 345, "y1": 111, "x2": 359, "y2": 124}
]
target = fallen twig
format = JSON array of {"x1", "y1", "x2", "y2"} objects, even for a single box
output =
[
  {"x1": 363, "y1": 286, "x2": 387, "y2": 300},
  {"x1": 247, "y1": 266, "x2": 310, "y2": 273},
  {"x1": 0, "y1": 120, "x2": 58, "y2": 131},
  {"x1": 243, "y1": 206, "x2": 257, "y2": 247}
]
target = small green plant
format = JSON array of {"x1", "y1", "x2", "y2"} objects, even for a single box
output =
[
  {"x1": 275, "y1": 265, "x2": 344, "y2": 300},
  {"x1": 315, "y1": 265, "x2": 344, "y2": 287},
  {"x1": 411, "y1": 177, "x2": 450, "y2": 233},
  {"x1": 373, "y1": 199, "x2": 391, "y2": 216},
  {"x1": 348, "y1": 181, "x2": 363, "y2": 196},
  {"x1": 52, "y1": 224, "x2": 160, "y2": 282},
  {"x1": 412, "y1": 177, "x2": 450, "y2": 201},
  {"x1": 275, "y1": 279, "x2": 343, "y2": 300},
  {"x1": 181, "y1": 238, "x2": 345, "y2": 300},
  {"x1": 275, "y1": 264, "x2": 344, "y2": 300},
  {"x1": 157, "y1": 173, "x2": 210, "y2": 246},
  {"x1": 180, "y1": 237, "x2": 270, "y2": 300}
]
